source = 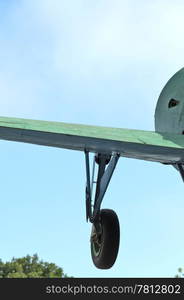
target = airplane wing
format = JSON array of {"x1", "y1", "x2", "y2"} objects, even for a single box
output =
[{"x1": 0, "y1": 116, "x2": 184, "y2": 164}]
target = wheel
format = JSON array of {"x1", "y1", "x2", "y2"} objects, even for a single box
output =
[{"x1": 90, "y1": 209, "x2": 120, "y2": 269}]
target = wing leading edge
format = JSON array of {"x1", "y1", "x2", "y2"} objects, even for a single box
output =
[{"x1": 0, "y1": 116, "x2": 184, "y2": 164}]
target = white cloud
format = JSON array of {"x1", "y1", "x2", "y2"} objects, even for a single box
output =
[
  {"x1": 0, "y1": 1, "x2": 56, "y2": 117},
  {"x1": 0, "y1": 0, "x2": 184, "y2": 127},
  {"x1": 29, "y1": 0, "x2": 184, "y2": 77}
]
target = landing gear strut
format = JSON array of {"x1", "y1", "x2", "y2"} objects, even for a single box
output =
[{"x1": 85, "y1": 151, "x2": 120, "y2": 269}]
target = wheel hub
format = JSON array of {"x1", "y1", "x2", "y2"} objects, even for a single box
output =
[{"x1": 90, "y1": 224, "x2": 102, "y2": 256}]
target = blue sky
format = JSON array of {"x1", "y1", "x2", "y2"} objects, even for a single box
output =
[{"x1": 0, "y1": 0, "x2": 184, "y2": 277}]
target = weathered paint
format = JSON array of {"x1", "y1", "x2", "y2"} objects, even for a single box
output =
[
  {"x1": 155, "y1": 67, "x2": 184, "y2": 134},
  {"x1": 0, "y1": 116, "x2": 184, "y2": 163}
]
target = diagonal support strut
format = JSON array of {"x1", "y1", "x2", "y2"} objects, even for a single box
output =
[
  {"x1": 85, "y1": 151, "x2": 120, "y2": 223},
  {"x1": 175, "y1": 163, "x2": 184, "y2": 182}
]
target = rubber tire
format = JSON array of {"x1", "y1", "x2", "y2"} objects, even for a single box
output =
[{"x1": 91, "y1": 209, "x2": 120, "y2": 269}]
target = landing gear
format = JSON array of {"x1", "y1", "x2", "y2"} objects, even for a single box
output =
[
  {"x1": 90, "y1": 209, "x2": 120, "y2": 269},
  {"x1": 85, "y1": 151, "x2": 120, "y2": 269}
]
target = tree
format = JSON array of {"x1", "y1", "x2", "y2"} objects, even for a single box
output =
[
  {"x1": 175, "y1": 267, "x2": 184, "y2": 278},
  {"x1": 0, "y1": 254, "x2": 69, "y2": 278}
]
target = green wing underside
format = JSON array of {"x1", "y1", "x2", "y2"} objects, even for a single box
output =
[{"x1": 0, "y1": 116, "x2": 184, "y2": 164}]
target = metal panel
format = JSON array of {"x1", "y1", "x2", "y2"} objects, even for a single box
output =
[{"x1": 155, "y1": 67, "x2": 184, "y2": 134}]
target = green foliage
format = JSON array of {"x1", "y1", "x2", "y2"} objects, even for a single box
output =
[
  {"x1": 0, "y1": 254, "x2": 69, "y2": 278},
  {"x1": 175, "y1": 267, "x2": 184, "y2": 278}
]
